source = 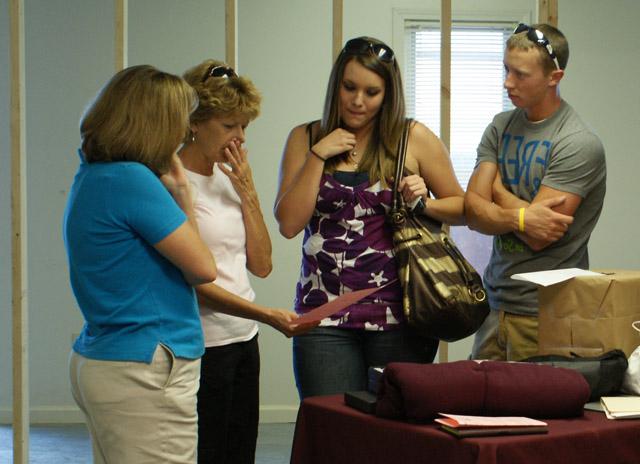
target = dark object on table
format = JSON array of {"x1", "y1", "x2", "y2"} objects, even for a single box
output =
[
  {"x1": 344, "y1": 390, "x2": 378, "y2": 415},
  {"x1": 522, "y1": 349, "x2": 628, "y2": 401}
]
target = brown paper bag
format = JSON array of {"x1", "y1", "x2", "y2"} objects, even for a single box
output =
[{"x1": 537, "y1": 270, "x2": 640, "y2": 357}]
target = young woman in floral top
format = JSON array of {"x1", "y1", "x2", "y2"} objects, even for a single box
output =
[{"x1": 275, "y1": 37, "x2": 465, "y2": 399}]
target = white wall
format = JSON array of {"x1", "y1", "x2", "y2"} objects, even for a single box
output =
[
  {"x1": 2, "y1": 0, "x2": 639, "y2": 424},
  {"x1": 127, "y1": 0, "x2": 226, "y2": 75},
  {"x1": 24, "y1": 0, "x2": 117, "y2": 422},
  {"x1": 236, "y1": 0, "x2": 333, "y2": 419},
  {"x1": 559, "y1": 0, "x2": 640, "y2": 269}
]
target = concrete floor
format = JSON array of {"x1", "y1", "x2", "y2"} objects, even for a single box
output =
[{"x1": 0, "y1": 422, "x2": 296, "y2": 463}]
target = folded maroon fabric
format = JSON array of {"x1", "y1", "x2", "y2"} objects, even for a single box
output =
[{"x1": 375, "y1": 360, "x2": 590, "y2": 421}]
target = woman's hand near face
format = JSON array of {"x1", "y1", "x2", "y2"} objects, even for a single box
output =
[
  {"x1": 217, "y1": 139, "x2": 256, "y2": 201},
  {"x1": 156, "y1": 154, "x2": 217, "y2": 285},
  {"x1": 275, "y1": 123, "x2": 349, "y2": 239},
  {"x1": 218, "y1": 138, "x2": 273, "y2": 278},
  {"x1": 311, "y1": 128, "x2": 356, "y2": 160},
  {"x1": 160, "y1": 154, "x2": 193, "y2": 210}
]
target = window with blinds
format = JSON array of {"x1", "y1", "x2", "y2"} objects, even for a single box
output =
[
  {"x1": 404, "y1": 21, "x2": 514, "y2": 190},
  {"x1": 403, "y1": 21, "x2": 515, "y2": 275}
]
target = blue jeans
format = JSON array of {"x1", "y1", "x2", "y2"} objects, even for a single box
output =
[{"x1": 293, "y1": 326, "x2": 438, "y2": 399}]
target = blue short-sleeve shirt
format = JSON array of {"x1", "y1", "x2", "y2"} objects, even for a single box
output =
[{"x1": 63, "y1": 151, "x2": 204, "y2": 362}]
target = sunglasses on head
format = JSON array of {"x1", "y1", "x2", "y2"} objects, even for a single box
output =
[
  {"x1": 513, "y1": 23, "x2": 560, "y2": 70},
  {"x1": 342, "y1": 38, "x2": 395, "y2": 63},
  {"x1": 202, "y1": 65, "x2": 238, "y2": 82}
]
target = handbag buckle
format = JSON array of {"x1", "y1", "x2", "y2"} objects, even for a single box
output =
[
  {"x1": 469, "y1": 284, "x2": 487, "y2": 302},
  {"x1": 389, "y1": 209, "x2": 406, "y2": 226}
]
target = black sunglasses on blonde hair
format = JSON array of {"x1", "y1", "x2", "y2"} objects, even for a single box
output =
[
  {"x1": 202, "y1": 65, "x2": 238, "y2": 82},
  {"x1": 342, "y1": 38, "x2": 395, "y2": 63},
  {"x1": 513, "y1": 23, "x2": 560, "y2": 70}
]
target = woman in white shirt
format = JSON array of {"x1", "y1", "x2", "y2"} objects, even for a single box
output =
[{"x1": 179, "y1": 60, "x2": 311, "y2": 464}]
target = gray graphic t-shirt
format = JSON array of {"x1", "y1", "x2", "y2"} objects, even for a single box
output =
[{"x1": 476, "y1": 100, "x2": 606, "y2": 315}]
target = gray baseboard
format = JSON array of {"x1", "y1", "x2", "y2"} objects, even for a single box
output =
[{"x1": 0, "y1": 404, "x2": 299, "y2": 425}]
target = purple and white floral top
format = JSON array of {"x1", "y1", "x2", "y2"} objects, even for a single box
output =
[{"x1": 294, "y1": 173, "x2": 404, "y2": 330}]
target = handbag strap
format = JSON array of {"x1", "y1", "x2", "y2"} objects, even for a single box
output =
[
  {"x1": 391, "y1": 118, "x2": 412, "y2": 212},
  {"x1": 306, "y1": 120, "x2": 319, "y2": 149}
]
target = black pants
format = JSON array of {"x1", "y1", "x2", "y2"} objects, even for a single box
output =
[{"x1": 197, "y1": 334, "x2": 260, "y2": 464}]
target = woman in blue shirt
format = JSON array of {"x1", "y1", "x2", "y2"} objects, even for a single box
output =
[{"x1": 64, "y1": 65, "x2": 217, "y2": 464}]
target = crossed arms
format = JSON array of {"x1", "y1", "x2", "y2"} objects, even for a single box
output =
[{"x1": 465, "y1": 161, "x2": 580, "y2": 251}]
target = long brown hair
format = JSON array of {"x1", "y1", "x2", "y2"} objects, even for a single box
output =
[{"x1": 318, "y1": 37, "x2": 406, "y2": 186}]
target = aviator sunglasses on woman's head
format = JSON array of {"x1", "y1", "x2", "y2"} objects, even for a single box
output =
[
  {"x1": 342, "y1": 38, "x2": 395, "y2": 63},
  {"x1": 202, "y1": 65, "x2": 238, "y2": 82},
  {"x1": 513, "y1": 23, "x2": 560, "y2": 70}
]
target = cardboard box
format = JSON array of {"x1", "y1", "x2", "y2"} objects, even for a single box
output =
[{"x1": 512, "y1": 269, "x2": 640, "y2": 357}]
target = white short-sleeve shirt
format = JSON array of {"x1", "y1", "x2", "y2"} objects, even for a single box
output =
[{"x1": 186, "y1": 164, "x2": 258, "y2": 347}]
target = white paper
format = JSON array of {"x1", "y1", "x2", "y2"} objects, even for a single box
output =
[
  {"x1": 510, "y1": 268, "x2": 602, "y2": 287},
  {"x1": 600, "y1": 396, "x2": 640, "y2": 419}
]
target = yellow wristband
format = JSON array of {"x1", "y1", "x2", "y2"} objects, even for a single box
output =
[{"x1": 518, "y1": 207, "x2": 526, "y2": 232}]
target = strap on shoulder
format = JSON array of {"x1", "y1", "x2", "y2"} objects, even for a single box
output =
[
  {"x1": 391, "y1": 118, "x2": 413, "y2": 211},
  {"x1": 305, "y1": 120, "x2": 320, "y2": 149}
]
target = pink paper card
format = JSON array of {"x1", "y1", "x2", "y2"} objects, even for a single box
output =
[
  {"x1": 293, "y1": 281, "x2": 395, "y2": 325},
  {"x1": 435, "y1": 413, "x2": 547, "y2": 428}
]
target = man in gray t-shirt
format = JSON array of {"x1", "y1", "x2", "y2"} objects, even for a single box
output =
[{"x1": 465, "y1": 23, "x2": 606, "y2": 361}]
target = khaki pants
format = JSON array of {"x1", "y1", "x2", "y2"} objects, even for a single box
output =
[
  {"x1": 471, "y1": 309, "x2": 539, "y2": 361},
  {"x1": 69, "y1": 345, "x2": 201, "y2": 464}
]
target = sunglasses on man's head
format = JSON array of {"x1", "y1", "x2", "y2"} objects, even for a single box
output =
[
  {"x1": 202, "y1": 65, "x2": 238, "y2": 82},
  {"x1": 342, "y1": 38, "x2": 395, "y2": 63},
  {"x1": 513, "y1": 23, "x2": 560, "y2": 70}
]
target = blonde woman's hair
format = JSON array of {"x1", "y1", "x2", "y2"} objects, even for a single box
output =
[
  {"x1": 319, "y1": 36, "x2": 406, "y2": 186},
  {"x1": 80, "y1": 65, "x2": 197, "y2": 173},
  {"x1": 182, "y1": 59, "x2": 261, "y2": 125}
]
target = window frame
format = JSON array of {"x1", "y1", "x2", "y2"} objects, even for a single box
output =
[{"x1": 392, "y1": 8, "x2": 532, "y2": 71}]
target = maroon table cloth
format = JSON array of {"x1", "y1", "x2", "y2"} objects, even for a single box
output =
[{"x1": 290, "y1": 395, "x2": 640, "y2": 464}]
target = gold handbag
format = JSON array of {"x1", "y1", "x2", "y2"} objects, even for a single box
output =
[{"x1": 388, "y1": 119, "x2": 489, "y2": 342}]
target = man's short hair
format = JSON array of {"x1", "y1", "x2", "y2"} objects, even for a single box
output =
[{"x1": 507, "y1": 23, "x2": 569, "y2": 73}]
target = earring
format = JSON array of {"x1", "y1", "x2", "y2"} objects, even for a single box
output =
[{"x1": 191, "y1": 132, "x2": 196, "y2": 143}]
